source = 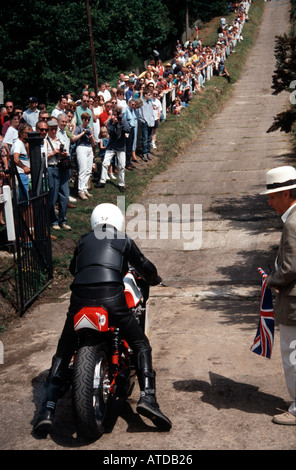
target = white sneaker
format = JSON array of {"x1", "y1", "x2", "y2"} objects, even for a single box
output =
[
  {"x1": 272, "y1": 411, "x2": 296, "y2": 425},
  {"x1": 69, "y1": 196, "x2": 77, "y2": 203},
  {"x1": 61, "y1": 224, "x2": 72, "y2": 231},
  {"x1": 106, "y1": 174, "x2": 110, "y2": 180},
  {"x1": 109, "y1": 173, "x2": 116, "y2": 179},
  {"x1": 79, "y1": 192, "x2": 88, "y2": 200}
]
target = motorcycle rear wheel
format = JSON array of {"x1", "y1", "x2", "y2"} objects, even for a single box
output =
[{"x1": 72, "y1": 343, "x2": 111, "y2": 439}]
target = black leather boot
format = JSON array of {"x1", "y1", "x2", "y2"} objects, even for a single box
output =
[
  {"x1": 136, "y1": 351, "x2": 172, "y2": 431},
  {"x1": 33, "y1": 409, "x2": 54, "y2": 435},
  {"x1": 33, "y1": 355, "x2": 66, "y2": 435}
]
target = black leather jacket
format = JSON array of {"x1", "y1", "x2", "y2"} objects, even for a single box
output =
[
  {"x1": 106, "y1": 117, "x2": 131, "y2": 151},
  {"x1": 69, "y1": 225, "x2": 159, "y2": 286}
]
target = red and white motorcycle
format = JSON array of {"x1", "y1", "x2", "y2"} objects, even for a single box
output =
[{"x1": 72, "y1": 268, "x2": 150, "y2": 439}]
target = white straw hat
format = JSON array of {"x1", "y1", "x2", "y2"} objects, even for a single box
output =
[{"x1": 260, "y1": 166, "x2": 296, "y2": 195}]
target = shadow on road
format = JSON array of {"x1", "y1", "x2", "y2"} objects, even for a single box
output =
[
  {"x1": 211, "y1": 193, "x2": 280, "y2": 236},
  {"x1": 211, "y1": 248, "x2": 278, "y2": 287},
  {"x1": 30, "y1": 370, "x2": 158, "y2": 448},
  {"x1": 173, "y1": 371, "x2": 287, "y2": 416}
]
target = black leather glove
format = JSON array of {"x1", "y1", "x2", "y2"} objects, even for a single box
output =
[{"x1": 150, "y1": 275, "x2": 162, "y2": 286}]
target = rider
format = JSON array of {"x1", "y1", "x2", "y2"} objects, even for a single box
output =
[{"x1": 34, "y1": 203, "x2": 172, "y2": 434}]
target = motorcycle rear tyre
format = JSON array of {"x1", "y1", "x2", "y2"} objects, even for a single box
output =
[{"x1": 72, "y1": 344, "x2": 110, "y2": 439}]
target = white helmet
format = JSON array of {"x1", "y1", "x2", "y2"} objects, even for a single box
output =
[{"x1": 91, "y1": 203, "x2": 125, "y2": 232}]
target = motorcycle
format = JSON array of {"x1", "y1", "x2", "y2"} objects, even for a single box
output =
[{"x1": 71, "y1": 268, "x2": 150, "y2": 439}]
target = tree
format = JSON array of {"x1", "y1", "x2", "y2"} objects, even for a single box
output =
[
  {"x1": 162, "y1": 0, "x2": 227, "y2": 41},
  {"x1": 0, "y1": 0, "x2": 174, "y2": 105},
  {"x1": 0, "y1": 0, "x2": 227, "y2": 106},
  {"x1": 0, "y1": 1, "x2": 90, "y2": 104},
  {"x1": 91, "y1": 0, "x2": 173, "y2": 73},
  {"x1": 267, "y1": 34, "x2": 296, "y2": 133}
]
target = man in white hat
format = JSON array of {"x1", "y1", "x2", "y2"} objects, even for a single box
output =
[{"x1": 261, "y1": 166, "x2": 296, "y2": 425}]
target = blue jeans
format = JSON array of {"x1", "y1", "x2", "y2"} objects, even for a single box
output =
[
  {"x1": 141, "y1": 122, "x2": 153, "y2": 155},
  {"x1": 47, "y1": 166, "x2": 69, "y2": 226},
  {"x1": 18, "y1": 173, "x2": 29, "y2": 204}
]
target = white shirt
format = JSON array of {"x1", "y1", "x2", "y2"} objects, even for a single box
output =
[
  {"x1": 152, "y1": 98, "x2": 162, "y2": 121},
  {"x1": 11, "y1": 138, "x2": 29, "y2": 174},
  {"x1": 41, "y1": 140, "x2": 48, "y2": 167},
  {"x1": 51, "y1": 108, "x2": 64, "y2": 119},
  {"x1": 98, "y1": 89, "x2": 111, "y2": 102},
  {"x1": 57, "y1": 127, "x2": 70, "y2": 154},
  {"x1": 46, "y1": 136, "x2": 62, "y2": 165},
  {"x1": 23, "y1": 108, "x2": 40, "y2": 129},
  {"x1": 3, "y1": 126, "x2": 18, "y2": 149},
  {"x1": 117, "y1": 98, "x2": 127, "y2": 109},
  {"x1": 281, "y1": 202, "x2": 296, "y2": 223}
]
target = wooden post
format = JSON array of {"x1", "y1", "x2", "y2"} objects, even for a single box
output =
[
  {"x1": 186, "y1": 1, "x2": 190, "y2": 41},
  {"x1": 85, "y1": 0, "x2": 98, "y2": 95}
]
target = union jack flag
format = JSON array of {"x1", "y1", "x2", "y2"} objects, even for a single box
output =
[{"x1": 250, "y1": 268, "x2": 274, "y2": 359}]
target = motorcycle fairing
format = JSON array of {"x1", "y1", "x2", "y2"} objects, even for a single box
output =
[
  {"x1": 124, "y1": 272, "x2": 142, "y2": 308},
  {"x1": 74, "y1": 306, "x2": 109, "y2": 332}
]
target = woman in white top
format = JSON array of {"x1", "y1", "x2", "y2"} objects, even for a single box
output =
[
  {"x1": 3, "y1": 113, "x2": 20, "y2": 155},
  {"x1": 11, "y1": 123, "x2": 32, "y2": 203},
  {"x1": 10, "y1": 123, "x2": 33, "y2": 243},
  {"x1": 92, "y1": 96, "x2": 103, "y2": 143},
  {"x1": 116, "y1": 89, "x2": 127, "y2": 110}
]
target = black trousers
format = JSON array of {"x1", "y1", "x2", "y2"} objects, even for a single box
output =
[
  {"x1": 45, "y1": 284, "x2": 151, "y2": 408},
  {"x1": 125, "y1": 127, "x2": 135, "y2": 168},
  {"x1": 60, "y1": 284, "x2": 150, "y2": 356}
]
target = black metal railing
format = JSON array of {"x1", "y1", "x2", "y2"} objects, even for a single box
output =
[{"x1": 11, "y1": 132, "x2": 53, "y2": 314}]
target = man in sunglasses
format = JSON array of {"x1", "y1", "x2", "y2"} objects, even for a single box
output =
[
  {"x1": 45, "y1": 120, "x2": 72, "y2": 231},
  {"x1": 36, "y1": 120, "x2": 48, "y2": 158},
  {"x1": 2, "y1": 105, "x2": 25, "y2": 137},
  {"x1": 39, "y1": 110, "x2": 50, "y2": 122},
  {"x1": 74, "y1": 94, "x2": 94, "y2": 128},
  {"x1": 36, "y1": 120, "x2": 59, "y2": 241},
  {"x1": 4, "y1": 100, "x2": 14, "y2": 122}
]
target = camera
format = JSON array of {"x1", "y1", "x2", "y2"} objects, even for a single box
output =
[
  {"x1": 84, "y1": 128, "x2": 91, "y2": 136},
  {"x1": 115, "y1": 109, "x2": 122, "y2": 121},
  {"x1": 59, "y1": 143, "x2": 65, "y2": 153}
]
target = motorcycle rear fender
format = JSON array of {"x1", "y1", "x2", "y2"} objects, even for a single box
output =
[{"x1": 74, "y1": 306, "x2": 109, "y2": 332}]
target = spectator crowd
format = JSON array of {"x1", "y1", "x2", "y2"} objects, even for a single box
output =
[{"x1": 0, "y1": 1, "x2": 251, "y2": 234}]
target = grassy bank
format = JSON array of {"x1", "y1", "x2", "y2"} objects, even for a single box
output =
[{"x1": 0, "y1": 0, "x2": 266, "y2": 319}]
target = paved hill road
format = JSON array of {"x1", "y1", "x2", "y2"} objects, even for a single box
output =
[{"x1": 0, "y1": 0, "x2": 295, "y2": 452}]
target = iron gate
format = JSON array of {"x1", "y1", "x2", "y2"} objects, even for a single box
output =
[{"x1": 11, "y1": 131, "x2": 53, "y2": 314}]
